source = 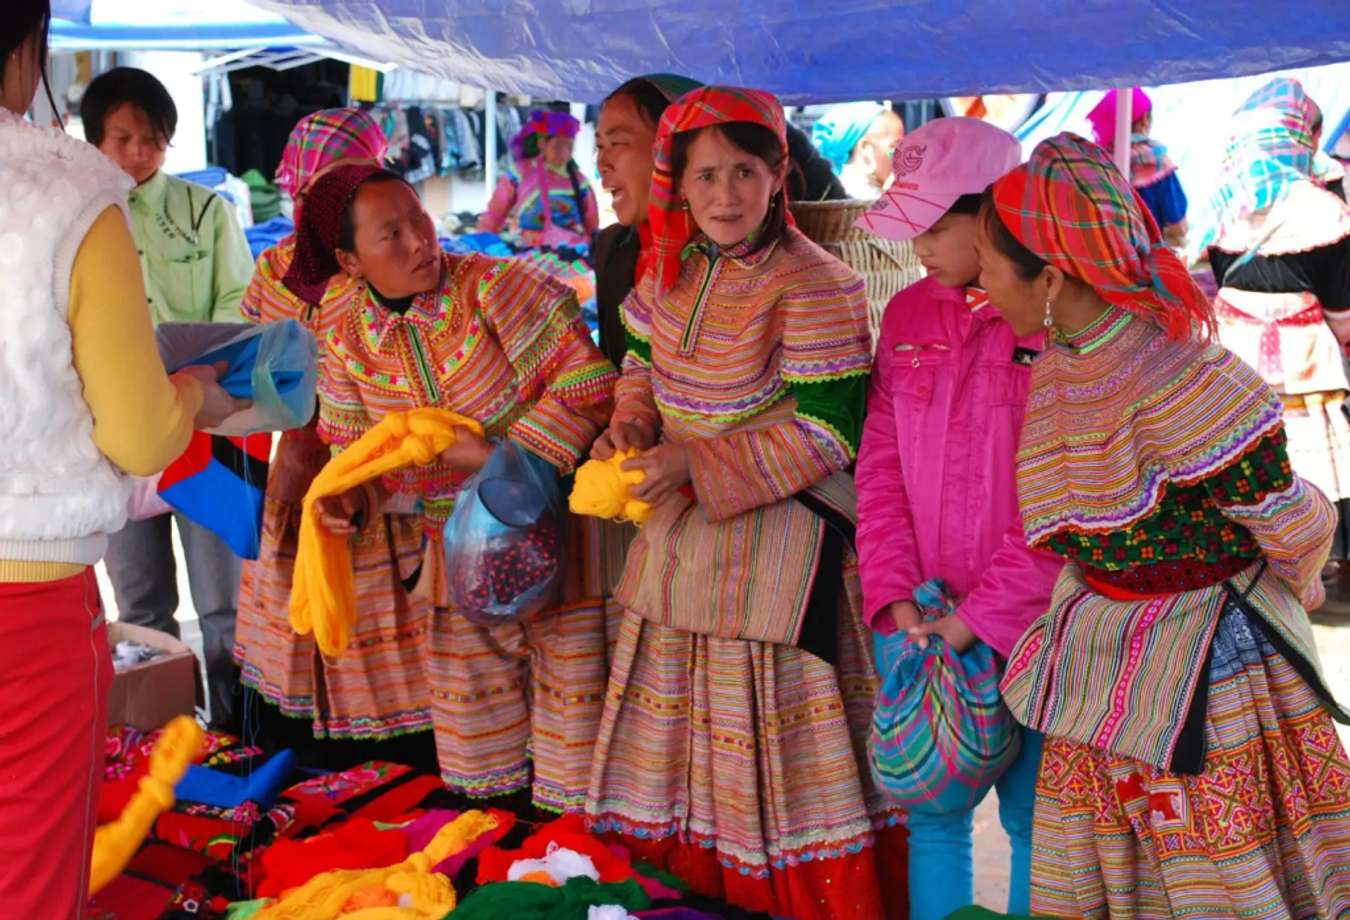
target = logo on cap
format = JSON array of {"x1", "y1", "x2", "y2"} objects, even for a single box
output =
[{"x1": 895, "y1": 144, "x2": 927, "y2": 177}]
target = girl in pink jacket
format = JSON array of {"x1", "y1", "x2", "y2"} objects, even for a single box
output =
[{"x1": 854, "y1": 117, "x2": 1061, "y2": 920}]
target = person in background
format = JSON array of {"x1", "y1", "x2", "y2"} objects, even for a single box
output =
[
  {"x1": 594, "y1": 73, "x2": 845, "y2": 369},
  {"x1": 1206, "y1": 77, "x2": 1350, "y2": 604},
  {"x1": 0, "y1": 2, "x2": 239, "y2": 913},
  {"x1": 979, "y1": 132, "x2": 1350, "y2": 918},
  {"x1": 82, "y1": 65, "x2": 255, "y2": 731},
  {"x1": 854, "y1": 116, "x2": 1061, "y2": 920},
  {"x1": 1087, "y1": 87, "x2": 1189, "y2": 248},
  {"x1": 232, "y1": 108, "x2": 438, "y2": 769},
  {"x1": 478, "y1": 108, "x2": 599, "y2": 249},
  {"x1": 811, "y1": 100, "x2": 905, "y2": 199},
  {"x1": 586, "y1": 85, "x2": 904, "y2": 920}
]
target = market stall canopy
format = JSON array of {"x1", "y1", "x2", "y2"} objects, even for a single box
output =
[
  {"x1": 51, "y1": 0, "x2": 325, "y2": 51},
  {"x1": 248, "y1": 0, "x2": 1349, "y2": 103}
]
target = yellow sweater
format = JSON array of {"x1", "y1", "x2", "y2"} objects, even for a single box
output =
[{"x1": 1, "y1": 207, "x2": 204, "y2": 583}]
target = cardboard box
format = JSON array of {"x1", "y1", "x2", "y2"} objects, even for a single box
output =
[{"x1": 106, "y1": 621, "x2": 203, "y2": 731}]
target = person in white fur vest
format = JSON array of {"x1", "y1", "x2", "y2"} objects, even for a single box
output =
[{"x1": 0, "y1": 3, "x2": 240, "y2": 915}]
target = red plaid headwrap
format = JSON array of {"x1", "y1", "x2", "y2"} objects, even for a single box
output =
[
  {"x1": 992, "y1": 132, "x2": 1213, "y2": 341},
  {"x1": 275, "y1": 108, "x2": 388, "y2": 198},
  {"x1": 281, "y1": 163, "x2": 388, "y2": 307},
  {"x1": 649, "y1": 85, "x2": 796, "y2": 293}
]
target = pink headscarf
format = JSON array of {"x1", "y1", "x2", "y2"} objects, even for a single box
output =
[
  {"x1": 275, "y1": 108, "x2": 389, "y2": 199},
  {"x1": 1087, "y1": 88, "x2": 1152, "y2": 150}
]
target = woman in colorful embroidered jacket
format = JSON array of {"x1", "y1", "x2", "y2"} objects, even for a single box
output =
[
  {"x1": 290, "y1": 163, "x2": 618, "y2": 812},
  {"x1": 977, "y1": 132, "x2": 1350, "y2": 918},
  {"x1": 854, "y1": 116, "x2": 1063, "y2": 920},
  {"x1": 585, "y1": 85, "x2": 904, "y2": 920},
  {"x1": 1087, "y1": 87, "x2": 1189, "y2": 248},
  {"x1": 478, "y1": 110, "x2": 599, "y2": 250},
  {"x1": 1206, "y1": 78, "x2": 1350, "y2": 602},
  {"x1": 233, "y1": 109, "x2": 440, "y2": 765}
]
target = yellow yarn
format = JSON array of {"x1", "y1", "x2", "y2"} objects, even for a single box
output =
[
  {"x1": 89, "y1": 716, "x2": 203, "y2": 895},
  {"x1": 290, "y1": 408, "x2": 484, "y2": 656},
  {"x1": 568, "y1": 449, "x2": 652, "y2": 524},
  {"x1": 255, "y1": 809, "x2": 500, "y2": 919}
]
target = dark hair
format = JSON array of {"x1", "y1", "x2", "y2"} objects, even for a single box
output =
[
  {"x1": 946, "y1": 192, "x2": 986, "y2": 217},
  {"x1": 979, "y1": 189, "x2": 1049, "y2": 281},
  {"x1": 338, "y1": 170, "x2": 414, "y2": 252},
  {"x1": 603, "y1": 77, "x2": 673, "y2": 128},
  {"x1": 671, "y1": 122, "x2": 789, "y2": 253},
  {"x1": 1, "y1": 0, "x2": 52, "y2": 105},
  {"x1": 80, "y1": 67, "x2": 178, "y2": 146}
]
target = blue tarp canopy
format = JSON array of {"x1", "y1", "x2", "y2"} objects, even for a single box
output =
[
  {"x1": 247, "y1": 0, "x2": 1350, "y2": 104},
  {"x1": 51, "y1": 0, "x2": 324, "y2": 52}
]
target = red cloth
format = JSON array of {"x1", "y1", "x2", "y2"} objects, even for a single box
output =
[
  {"x1": 477, "y1": 813, "x2": 636, "y2": 886},
  {"x1": 0, "y1": 570, "x2": 111, "y2": 919},
  {"x1": 258, "y1": 817, "x2": 409, "y2": 899}
]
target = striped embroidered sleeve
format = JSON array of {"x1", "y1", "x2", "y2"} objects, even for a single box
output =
[
  {"x1": 316, "y1": 324, "x2": 374, "y2": 451},
  {"x1": 1204, "y1": 427, "x2": 1335, "y2": 609},
  {"x1": 686, "y1": 270, "x2": 872, "y2": 521},
  {"x1": 612, "y1": 287, "x2": 660, "y2": 430},
  {"x1": 478, "y1": 261, "x2": 618, "y2": 472}
]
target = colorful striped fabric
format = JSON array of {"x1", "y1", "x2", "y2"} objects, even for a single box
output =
[
  {"x1": 318, "y1": 251, "x2": 618, "y2": 808},
  {"x1": 233, "y1": 238, "x2": 432, "y2": 740},
  {"x1": 274, "y1": 107, "x2": 388, "y2": 199},
  {"x1": 647, "y1": 84, "x2": 796, "y2": 294},
  {"x1": 1029, "y1": 602, "x2": 1350, "y2": 919},
  {"x1": 869, "y1": 580, "x2": 1021, "y2": 815},
  {"x1": 993, "y1": 132, "x2": 1213, "y2": 341}
]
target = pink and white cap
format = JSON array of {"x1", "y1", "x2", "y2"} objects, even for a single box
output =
[{"x1": 856, "y1": 117, "x2": 1022, "y2": 242}]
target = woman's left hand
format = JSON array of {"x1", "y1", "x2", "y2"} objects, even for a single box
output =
[
  {"x1": 907, "y1": 613, "x2": 977, "y2": 653},
  {"x1": 439, "y1": 428, "x2": 493, "y2": 474},
  {"x1": 624, "y1": 441, "x2": 691, "y2": 506}
]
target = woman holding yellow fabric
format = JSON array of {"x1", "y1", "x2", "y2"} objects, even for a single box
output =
[
  {"x1": 232, "y1": 108, "x2": 439, "y2": 768},
  {"x1": 288, "y1": 162, "x2": 618, "y2": 812}
]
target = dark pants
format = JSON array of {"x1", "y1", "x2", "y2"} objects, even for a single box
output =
[{"x1": 104, "y1": 513, "x2": 241, "y2": 729}]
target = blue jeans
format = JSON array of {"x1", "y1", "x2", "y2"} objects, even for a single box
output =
[{"x1": 906, "y1": 727, "x2": 1043, "y2": 920}]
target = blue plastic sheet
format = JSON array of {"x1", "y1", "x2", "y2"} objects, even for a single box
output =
[{"x1": 251, "y1": 0, "x2": 1350, "y2": 104}]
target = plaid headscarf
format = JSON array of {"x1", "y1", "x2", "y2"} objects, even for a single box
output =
[
  {"x1": 993, "y1": 132, "x2": 1213, "y2": 341},
  {"x1": 1208, "y1": 78, "x2": 1321, "y2": 240},
  {"x1": 649, "y1": 84, "x2": 796, "y2": 293},
  {"x1": 510, "y1": 109, "x2": 581, "y2": 161},
  {"x1": 281, "y1": 163, "x2": 389, "y2": 306},
  {"x1": 275, "y1": 108, "x2": 389, "y2": 198}
]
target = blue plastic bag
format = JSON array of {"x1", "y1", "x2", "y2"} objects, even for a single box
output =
[
  {"x1": 443, "y1": 441, "x2": 563, "y2": 625},
  {"x1": 156, "y1": 319, "x2": 318, "y2": 435}
]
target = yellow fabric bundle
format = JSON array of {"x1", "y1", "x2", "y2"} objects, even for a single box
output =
[
  {"x1": 255, "y1": 809, "x2": 500, "y2": 919},
  {"x1": 568, "y1": 449, "x2": 652, "y2": 524},
  {"x1": 290, "y1": 408, "x2": 484, "y2": 656},
  {"x1": 89, "y1": 716, "x2": 203, "y2": 895}
]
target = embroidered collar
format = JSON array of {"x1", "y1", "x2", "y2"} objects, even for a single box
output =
[
  {"x1": 678, "y1": 228, "x2": 778, "y2": 269},
  {"x1": 1057, "y1": 304, "x2": 1134, "y2": 355},
  {"x1": 359, "y1": 255, "x2": 456, "y2": 351}
]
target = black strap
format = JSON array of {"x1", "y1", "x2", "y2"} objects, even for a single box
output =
[{"x1": 186, "y1": 186, "x2": 218, "y2": 238}]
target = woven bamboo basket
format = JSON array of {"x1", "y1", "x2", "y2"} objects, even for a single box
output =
[{"x1": 791, "y1": 199, "x2": 924, "y2": 349}]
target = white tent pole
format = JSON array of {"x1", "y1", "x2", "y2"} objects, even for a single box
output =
[
  {"x1": 1113, "y1": 85, "x2": 1132, "y2": 179},
  {"x1": 485, "y1": 89, "x2": 498, "y2": 196}
]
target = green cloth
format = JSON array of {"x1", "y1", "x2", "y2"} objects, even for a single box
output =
[
  {"x1": 242, "y1": 168, "x2": 283, "y2": 223},
  {"x1": 790, "y1": 372, "x2": 867, "y2": 455},
  {"x1": 943, "y1": 908, "x2": 1043, "y2": 920},
  {"x1": 450, "y1": 877, "x2": 650, "y2": 920},
  {"x1": 126, "y1": 170, "x2": 252, "y2": 326},
  {"x1": 223, "y1": 899, "x2": 268, "y2": 920}
]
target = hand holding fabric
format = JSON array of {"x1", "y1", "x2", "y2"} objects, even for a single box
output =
[
  {"x1": 591, "y1": 417, "x2": 658, "y2": 460},
  {"x1": 908, "y1": 613, "x2": 978, "y2": 653},
  {"x1": 180, "y1": 361, "x2": 252, "y2": 429},
  {"x1": 625, "y1": 441, "x2": 689, "y2": 506},
  {"x1": 439, "y1": 427, "x2": 493, "y2": 473}
]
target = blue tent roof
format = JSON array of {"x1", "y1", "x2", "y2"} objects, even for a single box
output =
[
  {"x1": 51, "y1": 0, "x2": 322, "y2": 52},
  {"x1": 249, "y1": 0, "x2": 1350, "y2": 104}
]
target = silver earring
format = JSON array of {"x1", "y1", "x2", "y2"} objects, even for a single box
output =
[{"x1": 1043, "y1": 297, "x2": 1054, "y2": 329}]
